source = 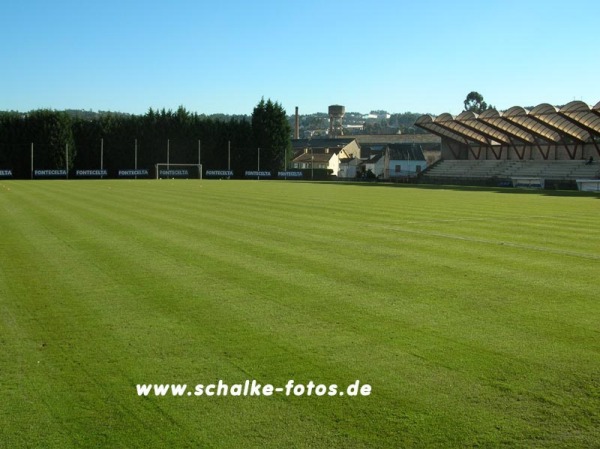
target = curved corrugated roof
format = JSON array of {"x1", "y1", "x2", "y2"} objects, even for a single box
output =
[
  {"x1": 415, "y1": 101, "x2": 599, "y2": 146},
  {"x1": 530, "y1": 103, "x2": 589, "y2": 142},
  {"x1": 434, "y1": 113, "x2": 493, "y2": 145},
  {"x1": 414, "y1": 115, "x2": 474, "y2": 145},
  {"x1": 503, "y1": 106, "x2": 561, "y2": 142},
  {"x1": 455, "y1": 111, "x2": 511, "y2": 145},
  {"x1": 478, "y1": 109, "x2": 536, "y2": 143},
  {"x1": 560, "y1": 101, "x2": 588, "y2": 113},
  {"x1": 558, "y1": 101, "x2": 600, "y2": 136}
]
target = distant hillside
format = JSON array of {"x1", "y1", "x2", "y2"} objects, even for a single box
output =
[
  {"x1": 2, "y1": 108, "x2": 429, "y2": 135},
  {"x1": 287, "y1": 111, "x2": 429, "y2": 136},
  {"x1": 1, "y1": 108, "x2": 251, "y2": 123}
]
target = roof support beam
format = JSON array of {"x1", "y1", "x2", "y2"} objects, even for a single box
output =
[
  {"x1": 457, "y1": 120, "x2": 511, "y2": 145},
  {"x1": 415, "y1": 118, "x2": 472, "y2": 146}
]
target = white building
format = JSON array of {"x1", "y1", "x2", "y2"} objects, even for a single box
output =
[{"x1": 384, "y1": 144, "x2": 428, "y2": 178}]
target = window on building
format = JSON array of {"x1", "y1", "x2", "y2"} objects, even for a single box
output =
[{"x1": 395, "y1": 165, "x2": 401, "y2": 173}]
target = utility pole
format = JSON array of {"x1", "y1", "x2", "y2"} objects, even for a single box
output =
[
  {"x1": 134, "y1": 138, "x2": 138, "y2": 179},
  {"x1": 100, "y1": 138, "x2": 104, "y2": 179}
]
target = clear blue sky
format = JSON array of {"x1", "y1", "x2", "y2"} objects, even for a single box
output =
[{"x1": 1, "y1": 0, "x2": 598, "y2": 116}]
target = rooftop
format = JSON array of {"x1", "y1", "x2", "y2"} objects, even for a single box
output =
[{"x1": 415, "y1": 100, "x2": 600, "y2": 147}]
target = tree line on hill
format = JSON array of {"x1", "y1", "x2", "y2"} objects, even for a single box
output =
[{"x1": 0, "y1": 99, "x2": 291, "y2": 179}]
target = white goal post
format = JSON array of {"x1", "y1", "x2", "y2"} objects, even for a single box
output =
[{"x1": 155, "y1": 163, "x2": 203, "y2": 180}]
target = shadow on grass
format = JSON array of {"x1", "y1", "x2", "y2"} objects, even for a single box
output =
[{"x1": 300, "y1": 180, "x2": 600, "y2": 199}]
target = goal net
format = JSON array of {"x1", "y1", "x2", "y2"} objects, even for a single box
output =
[{"x1": 155, "y1": 163, "x2": 202, "y2": 180}]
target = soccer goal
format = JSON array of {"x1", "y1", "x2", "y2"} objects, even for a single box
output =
[{"x1": 155, "y1": 164, "x2": 202, "y2": 180}]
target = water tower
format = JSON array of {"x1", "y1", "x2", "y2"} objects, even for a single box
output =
[{"x1": 328, "y1": 105, "x2": 345, "y2": 137}]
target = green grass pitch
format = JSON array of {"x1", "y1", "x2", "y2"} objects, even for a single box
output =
[{"x1": 0, "y1": 180, "x2": 598, "y2": 448}]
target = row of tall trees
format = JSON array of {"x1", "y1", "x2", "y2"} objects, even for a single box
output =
[
  {"x1": 0, "y1": 110, "x2": 76, "y2": 176},
  {"x1": 0, "y1": 100, "x2": 291, "y2": 178}
]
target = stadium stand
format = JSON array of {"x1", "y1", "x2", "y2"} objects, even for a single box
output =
[
  {"x1": 416, "y1": 100, "x2": 600, "y2": 188},
  {"x1": 422, "y1": 159, "x2": 599, "y2": 183}
]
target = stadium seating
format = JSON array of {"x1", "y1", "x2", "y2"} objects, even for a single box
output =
[{"x1": 422, "y1": 159, "x2": 600, "y2": 183}]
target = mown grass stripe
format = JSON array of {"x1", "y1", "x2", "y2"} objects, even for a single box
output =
[{"x1": 1, "y1": 180, "x2": 598, "y2": 448}]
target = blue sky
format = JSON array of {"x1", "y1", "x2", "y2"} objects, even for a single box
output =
[{"x1": 1, "y1": 0, "x2": 598, "y2": 116}]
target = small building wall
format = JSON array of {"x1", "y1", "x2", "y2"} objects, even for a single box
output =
[
  {"x1": 364, "y1": 158, "x2": 385, "y2": 177},
  {"x1": 328, "y1": 153, "x2": 341, "y2": 176},
  {"x1": 339, "y1": 159, "x2": 359, "y2": 178},
  {"x1": 441, "y1": 141, "x2": 469, "y2": 160},
  {"x1": 343, "y1": 140, "x2": 362, "y2": 159},
  {"x1": 387, "y1": 159, "x2": 427, "y2": 177}
]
